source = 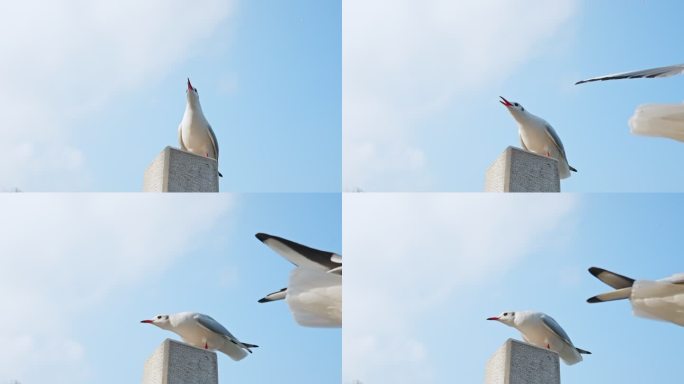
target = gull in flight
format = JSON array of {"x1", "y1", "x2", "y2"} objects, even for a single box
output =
[
  {"x1": 178, "y1": 78, "x2": 223, "y2": 177},
  {"x1": 141, "y1": 311, "x2": 257, "y2": 361},
  {"x1": 487, "y1": 310, "x2": 591, "y2": 365},
  {"x1": 256, "y1": 233, "x2": 341, "y2": 327},
  {"x1": 577, "y1": 64, "x2": 684, "y2": 142},
  {"x1": 500, "y1": 96, "x2": 577, "y2": 179},
  {"x1": 587, "y1": 267, "x2": 684, "y2": 326}
]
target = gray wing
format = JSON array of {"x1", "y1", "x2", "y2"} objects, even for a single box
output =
[
  {"x1": 541, "y1": 314, "x2": 574, "y2": 346},
  {"x1": 544, "y1": 123, "x2": 568, "y2": 158},
  {"x1": 588, "y1": 267, "x2": 634, "y2": 289},
  {"x1": 576, "y1": 64, "x2": 684, "y2": 85},
  {"x1": 178, "y1": 124, "x2": 188, "y2": 151},
  {"x1": 207, "y1": 124, "x2": 219, "y2": 160},
  {"x1": 519, "y1": 135, "x2": 529, "y2": 151},
  {"x1": 255, "y1": 233, "x2": 339, "y2": 271},
  {"x1": 194, "y1": 313, "x2": 240, "y2": 342}
]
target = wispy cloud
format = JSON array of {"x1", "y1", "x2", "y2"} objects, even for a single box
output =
[
  {"x1": 343, "y1": 0, "x2": 579, "y2": 190},
  {"x1": 343, "y1": 194, "x2": 578, "y2": 383},
  {"x1": 0, "y1": 195, "x2": 232, "y2": 382},
  {"x1": 0, "y1": 0, "x2": 234, "y2": 190}
]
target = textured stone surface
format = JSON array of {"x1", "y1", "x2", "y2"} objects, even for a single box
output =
[
  {"x1": 142, "y1": 339, "x2": 218, "y2": 384},
  {"x1": 143, "y1": 146, "x2": 219, "y2": 192},
  {"x1": 484, "y1": 339, "x2": 560, "y2": 384},
  {"x1": 485, "y1": 147, "x2": 560, "y2": 192}
]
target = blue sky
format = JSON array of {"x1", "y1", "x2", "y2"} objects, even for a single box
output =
[
  {"x1": 344, "y1": 193, "x2": 683, "y2": 383},
  {"x1": 344, "y1": 0, "x2": 684, "y2": 192},
  {"x1": 0, "y1": 193, "x2": 340, "y2": 383},
  {"x1": 1, "y1": 0, "x2": 340, "y2": 192}
]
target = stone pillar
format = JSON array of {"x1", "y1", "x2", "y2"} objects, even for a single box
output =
[
  {"x1": 484, "y1": 339, "x2": 560, "y2": 384},
  {"x1": 485, "y1": 147, "x2": 560, "y2": 192},
  {"x1": 143, "y1": 146, "x2": 219, "y2": 192},
  {"x1": 142, "y1": 339, "x2": 218, "y2": 384}
]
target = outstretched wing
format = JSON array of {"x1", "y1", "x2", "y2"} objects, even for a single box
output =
[
  {"x1": 255, "y1": 233, "x2": 339, "y2": 271},
  {"x1": 576, "y1": 63, "x2": 684, "y2": 85}
]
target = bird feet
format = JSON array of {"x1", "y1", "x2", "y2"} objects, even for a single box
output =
[{"x1": 204, "y1": 342, "x2": 208, "y2": 350}]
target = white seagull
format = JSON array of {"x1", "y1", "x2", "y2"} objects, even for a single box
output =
[
  {"x1": 141, "y1": 312, "x2": 257, "y2": 361},
  {"x1": 487, "y1": 310, "x2": 591, "y2": 365},
  {"x1": 499, "y1": 96, "x2": 577, "y2": 179},
  {"x1": 256, "y1": 233, "x2": 342, "y2": 328},
  {"x1": 178, "y1": 78, "x2": 223, "y2": 177},
  {"x1": 587, "y1": 267, "x2": 684, "y2": 326},
  {"x1": 576, "y1": 64, "x2": 684, "y2": 142}
]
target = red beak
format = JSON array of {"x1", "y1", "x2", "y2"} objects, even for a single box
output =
[
  {"x1": 499, "y1": 96, "x2": 513, "y2": 107},
  {"x1": 486, "y1": 316, "x2": 499, "y2": 321},
  {"x1": 141, "y1": 319, "x2": 154, "y2": 324},
  {"x1": 187, "y1": 78, "x2": 193, "y2": 91}
]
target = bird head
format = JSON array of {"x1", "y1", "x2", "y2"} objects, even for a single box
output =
[
  {"x1": 487, "y1": 311, "x2": 516, "y2": 326},
  {"x1": 141, "y1": 314, "x2": 171, "y2": 329},
  {"x1": 186, "y1": 78, "x2": 200, "y2": 104},
  {"x1": 499, "y1": 96, "x2": 529, "y2": 119}
]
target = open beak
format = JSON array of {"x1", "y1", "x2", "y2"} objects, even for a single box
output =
[
  {"x1": 499, "y1": 96, "x2": 513, "y2": 107},
  {"x1": 486, "y1": 316, "x2": 499, "y2": 321},
  {"x1": 187, "y1": 78, "x2": 193, "y2": 91},
  {"x1": 141, "y1": 319, "x2": 154, "y2": 324}
]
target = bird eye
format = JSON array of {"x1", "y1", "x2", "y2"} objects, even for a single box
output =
[
  {"x1": 503, "y1": 312, "x2": 508, "y2": 316},
  {"x1": 513, "y1": 103, "x2": 519, "y2": 107},
  {"x1": 157, "y1": 315, "x2": 162, "y2": 319}
]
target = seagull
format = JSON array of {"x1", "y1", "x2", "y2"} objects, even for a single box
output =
[
  {"x1": 178, "y1": 78, "x2": 223, "y2": 177},
  {"x1": 587, "y1": 267, "x2": 684, "y2": 326},
  {"x1": 487, "y1": 310, "x2": 591, "y2": 365},
  {"x1": 141, "y1": 312, "x2": 257, "y2": 361},
  {"x1": 576, "y1": 64, "x2": 684, "y2": 142},
  {"x1": 499, "y1": 96, "x2": 577, "y2": 179},
  {"x1": 256, "y1": 232, "x2": 341, "y2": 327}
]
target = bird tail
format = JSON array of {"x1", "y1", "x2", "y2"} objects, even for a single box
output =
[
  {"x1": 569, "y1": 165, "x2": 578, "y2": 173},
  {"x1": 576, "y1": 347, "x2": 591, "y2": 355}
]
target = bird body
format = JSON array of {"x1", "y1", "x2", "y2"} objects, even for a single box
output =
[
  {"x1": 256, "y1": 233, "x2": 342, "y2": 327},
  {"x1": 178, "y1": 79, "x2": 223, "y2": 177},
  {"x1": 141, "y1": 312, "x2": 257, "y2": 361},
  {"x1": 500, "y1": 96, "x2": 576, "y2": 179},
  {"x1": 487, "y1": 310, "x2": 590, "y2": 365}
]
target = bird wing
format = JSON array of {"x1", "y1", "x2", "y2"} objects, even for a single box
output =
[
  {"x1": 255, "y1": 233, "x2": 339, "y2": 271},
  {"x1": 207, "y1": 123, "x2": 219, "y2": 160},
  {"x1": 576, "y1": 63, "x2": 684, "y2": 85},
  {"x1": 588, "y1": 267, "x2": 635, "y2": 289},
  {"x1": 178, "y1": 124, "x2": 188, "y2": 151},
  {"x1": 519, "y1": 135, "x2": 529, "y2": 151},
  {"x1": 540, "y1": 314, "x2": 574, "y2": 347},
  {"x1": 194, "y1": 313, "x2": 241, "y2": 343},
  {"x1": 664, "y1": 273, "x2": 684, "y2": 284},
  {"x1": 258, "y1": 287, "x2": 287, "y2": 303},
  {"x1": 543, "y1": 123, "x2": 568, "y2": 158},
  {"x1": 587, "y1": 287, "x2": 632, "y2": 303}
]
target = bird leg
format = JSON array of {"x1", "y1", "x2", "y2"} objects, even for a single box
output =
[{"x1": 204, "y1": 342, "x2": 208, "y2": 349}]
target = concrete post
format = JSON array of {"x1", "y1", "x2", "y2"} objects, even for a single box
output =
[
  {"x1": 142, "y1": 339, "x2": 218, "y2": 384},
  {"x1": 484, "y1": 147, "x2": 560, "y2": 192},
  {"x1": 143, "y1": 146, "x2": 219, "y2": 192},
  {"x1": 484, "y1": 339, "x2": 560, "y2": 384}
]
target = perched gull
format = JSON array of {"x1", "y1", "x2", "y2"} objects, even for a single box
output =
[
  {"x1": 499, "y1": 96, "x2": 577, "y2": 179},
  {"x1": 178, "y1": 78, "x2": 223, "y2": 177},
  {"x1": 587, "y1": 267, "x2": 684, "y2": 326},
  {"x1": 576, "y1": 64, "x2": 684, "y2": 142},
  {"x1": 487, "y1": 310, "x2": 591, "y2": 365},
  {"x1": 256, "y1": 233, "x2": 341, "y2": 327},
  {"x1": 141, "y1": 311, "x2": 257, "y2": 361}
]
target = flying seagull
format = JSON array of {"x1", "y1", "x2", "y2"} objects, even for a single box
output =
[
  {"x1": 487, "y1": 310, "x2": 591, "y2": 365},
  {"x1": 499, "y1": 96, "x2": 577, "y2": 179},
  {"x1": 178, "y1": 78, "x2": 223, "y2": 177},
  {"x1": 576, "y1": 64, "x2": 684, "y2": 142},
  {"x1": 141, "y1": 311, "x2": 257, "y2": 361},
  {"x1": 256, "y1": 232, "x2": 341, "y2": 327},
  {"x1": 587, "y1": 267, "x2": 684, "y2": 326}
]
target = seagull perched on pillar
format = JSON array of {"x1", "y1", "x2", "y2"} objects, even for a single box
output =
[
  {"x1": 178, "y1": 78, "x2": 223, "y2": 177},
  {"x1": 487, "y1": 310, "x2": 591, "y2": 365},
  {"x1": 499, "y1": 96, "x2": 577, "y2": 179},
  {"x1": 141, "y1": 312, "x2": 257, "y2": 361}
]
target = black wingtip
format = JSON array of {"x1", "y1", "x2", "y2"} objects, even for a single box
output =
[
  {"x1": 587, "y1": 296, "x2": 601, "y2": 303},
  {"x1": 569, "y1": 166, "x2": 578, "y2": 173},
  {"x1": 588, "y1": 266, "x2": 605, "y2": 278},
  {"x1": 257, "y1": 297, "x2": 270, "y2": 303},
  {"x1": 255, "y1": 233, "x2": 270, "y2": 242},
  {"x1": 576, "y1": 348, "x2": 592, "y2": 355},
  {"x1": 218, "y1": 171, "x2": 223, "y2": 178}
]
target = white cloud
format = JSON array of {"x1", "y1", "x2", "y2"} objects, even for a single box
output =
[
  {"x1": 0, "y1": 0, "x2": 234, "y2": 190},
  {"x1": 342, "y1": 194, "x2": 578, "y2": 383},
  {"x1": 343, "y1": 0, "x2": 579, "y2": 190},
  {"x1": 0, "y1": 195, "x2": 232, "y2": 382}
]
